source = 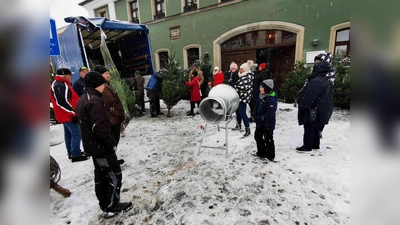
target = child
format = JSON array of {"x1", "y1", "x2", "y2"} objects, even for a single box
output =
[{"x1": 250, "y1": 79, "x2": 277, "y2": 162}]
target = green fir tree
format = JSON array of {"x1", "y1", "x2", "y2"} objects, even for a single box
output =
[
  {"x1": 161, "y1": 53, "x2": 188, "y2": 117},
  {"x1": 280, "y1": 60, "x2": 310, "y2": 106},
  {"x1": 99, "y1": 29, "x2": 135, "y2": 120}
]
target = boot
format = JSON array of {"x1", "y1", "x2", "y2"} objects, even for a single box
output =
[
  {"x1": 232, "y1": 123, "x2": 242, "y2": 131},
  {"x1": 242, "y1": 127, "x2": 251, "y2": 138}
]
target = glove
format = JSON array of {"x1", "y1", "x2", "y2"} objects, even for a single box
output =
[{"x1": 71, "y1": 116, "x2": 79, "y2": 123}]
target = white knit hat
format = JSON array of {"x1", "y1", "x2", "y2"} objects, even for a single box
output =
[{"x1": 239, "y1": 63, "x2": 250, "y2": 76}]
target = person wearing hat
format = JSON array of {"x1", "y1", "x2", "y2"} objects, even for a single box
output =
[
  {"x1": 93, "y1": 65, "x2": 125, "y2": 146},
  {"x1": 212, "y1": 66, "x2": 224, "y2": 87},
  {"x1": 50, "y1": 68, "x2": 88, "y2": 162},
  {"x1": 132, "y1": 70, "x2": 145, "y2": 113},
  {"x1": 73, "y1": 66, "x2": 89, "y2": 96},
  {"x1": 227, "y1": 62, "x2": 239, "y2": 87},
  {"x1": 76, "y1": 71, "x2": 132, "y2": 217},
  {"x1": 296, "y1": 53, "x2": 335, "y2": 153},
  {"x1": 250, "y1": 79, "x2": 277, "y2": 162},
  {"x1": 232, "y1": 62, "x2": 254, "y2": 138},
  {"x1": 250, "y1": 62, "x2": 268, "y2": 116}
]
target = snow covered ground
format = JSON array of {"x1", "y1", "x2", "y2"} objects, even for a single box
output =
[{"x1": 50, "y1": 100, "x2": 350, "y2": 225}]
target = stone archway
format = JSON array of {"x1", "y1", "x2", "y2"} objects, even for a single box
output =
[{"x1": 213, "y1": 21, "x2": 305, "y2": 68}]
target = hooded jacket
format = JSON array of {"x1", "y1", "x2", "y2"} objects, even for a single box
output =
[
  {"x1": 298, "y1": 53, "x2": 335, "y2": 125},
  {"x1": 50, "y1": 76, "x2": 79, "y2": 123},
  {"x1": 76, "y1": 87, "x2": 117, "y2": 157},
  {"x1": 185, "y1": 75, "x2": 202, "y2": 102},
  {"x1": 252, "y1": 91, "x2": 278, "y2": 131},
  {"x1": 235, "y1": 64, "x2": 254, "y2": 104}
]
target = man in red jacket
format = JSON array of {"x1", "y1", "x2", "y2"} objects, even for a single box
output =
[{"x1": 50, "y1": 68, "x2": 88, "y2": 162}]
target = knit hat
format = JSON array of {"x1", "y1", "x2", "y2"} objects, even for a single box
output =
[
  {"x1": 56, "y1": 68, "x2": 72, "y2": 75},
  {"x1": 214, "y1": 66, "x2": 219, "y2": 71},
  {"x1": 238, "y1": 63, "x2": 250, "y2": 76},
  {"x1": 84, "y1": 71, "x2": 105, "y2": 88},
  {"x1": 93, "y1": 65, "x2": 108, "y2": 74},
  {"x1": 193, "y1": 63, "x2": 199, "y2": 68},
  {"x1": 260, "y1": 79, "x2": 274, "y2": 93},
  {"x1": 259, "y1": 63, "x2": 267, "y2": 70},
  {"x1": 135, "y1": 70, "x2": 141, "y2": 75},
  {"x1": 79, "y1": 66, "x2": 88, "y2": 72},
  {"x1": 230, "y1": 63, "x2": 238, "y2": 71}
]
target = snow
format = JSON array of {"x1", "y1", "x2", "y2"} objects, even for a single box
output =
[{"x1": 50, "y1": 100, "x2": 350, "y2": 224}]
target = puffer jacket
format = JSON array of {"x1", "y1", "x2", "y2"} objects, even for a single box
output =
[
  {"x1": 76, "y1": 87, "x2": 117, "y2": 157},
  {"x1": 235, "y1": 72, "x2": 253, "y2": 104},
  {"x1": 252, "y1": 91, "x2": 278, "y2": 131},
  {"x1": 50, "y1": 76, "x2": 79, "y2": 123}
]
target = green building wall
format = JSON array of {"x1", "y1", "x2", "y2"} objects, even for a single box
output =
[{"x1": 113, "y1": 0, "x2": 349, "y2": 69}]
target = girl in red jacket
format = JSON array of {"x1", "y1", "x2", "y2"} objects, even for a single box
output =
[{"x1": 184, "y1": 70, "x2": 202, "y2": 116}]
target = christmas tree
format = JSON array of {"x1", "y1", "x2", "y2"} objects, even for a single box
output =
[
  {"x1": 161, "y1": 54, "x2": 188, "y2": 117},
  {"x1": 280, "y1": 60, "x2": 310, "y2": 106}
]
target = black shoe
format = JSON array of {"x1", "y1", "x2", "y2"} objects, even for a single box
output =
[
  {"x1": 105, "y1": 202, "x2": 133, "y2": 213},
  {"x1": 242, "y1": 127, "x2": 251, "y2": 138},
  {"x1": 118, "y1": 159, "x2": 125, "y2": 165},
  {"x1": 71, "y1": 154, "x2": 88, "y2": 162},
  {"x1": 232, "y1": 124, "x2": 242, "y2": 131},
  {"x1": 68, "y1": 151, "x2": 86, "y2": 159},
  {"x1": 296, "y1": 146, "x2": 312, "y2": 153},
  {"x1": 312, "y1": 146, "x2": 320, "y2": 150},
  {"x1": 151, "y1": 114, "x2": 158, "y2": 118},
  {"x1": 251, "y1": 152, "x2": 266, "y2": 158},
  {"x1": 157, "y1": 112, "x2": 164, "y2": 115},
  {"x1": 187, "y1": 112, "x2": 194, "y2": 116}
]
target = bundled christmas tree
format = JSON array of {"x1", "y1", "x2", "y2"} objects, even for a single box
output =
[
  {"x1": 161, "y1": 54, "x2": 188, "y2": 117},
  {"x1": 99, "y1": 29, "x2": 135, "y2": 119},
  {"x1": 280, "y1": 60, "x2": 310, "y2": 106}
]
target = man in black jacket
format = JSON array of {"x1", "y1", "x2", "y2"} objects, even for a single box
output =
[
  {"x1": 296, "y1": 53, "x2": 335, "y2": 153},
  {"x1": 76, "y1": 71, "x2": 132, "y2": 218}
]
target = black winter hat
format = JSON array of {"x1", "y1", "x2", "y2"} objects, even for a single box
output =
[
  {"x1": 84, "y1": 71, "x2": 105, "y2": 88},
  {"x1": 56, "y1": 68, "x2": 72, "y2": 75},
  {"x1": 260, "y1": 79, "x2": 274, "y2": 93},
  {"x1": 94, "y1": 65, "x2": 109, "y2": 74}
]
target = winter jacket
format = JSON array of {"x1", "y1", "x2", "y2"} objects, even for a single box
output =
[
  {"x1": 185, "y1": 76, "x2": 202, "y2": 102},
  {"x1": 298, "y1": 61, "x2": 333, "y2": 125},
  {"x1": 102, "y1": 83, "x2": 125, "y2": 126},
  {"x1": 133, "y1": 74, "x2": 145, "y2": 93},
  {"x1": 226, "y1": 70, "x2": 239, "y2": 87},
  {"x1": 50, "y1": 76, "x2": 79, "y2": 123},
  {"x1": 72, "y1": 77, "x2": 85, "y2": 97},
  {"x1": 213, "y1": 71, "x2": 224, "y2": 86},
  {"x1": 252, "y1": 91, "x2": 278, "y2": 131},
  {"x1": 76, "y1": 87, "x2": 117, "y2": 157},
  {"x1": 235, "y1": 72, "x2": 254, "y2": 104},
  {"x1": 146, "y1": 71, "x2": 163, "y2": 93},
  {"x1": 189, "y1": 69, "x2": 204, "y2": 85}
]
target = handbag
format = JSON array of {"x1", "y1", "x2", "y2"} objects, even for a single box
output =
[{"x1": 309, "y1": 108, "x2": 317, "y2": 122}]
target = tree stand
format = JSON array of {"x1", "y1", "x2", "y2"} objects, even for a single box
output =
[{"x1": 197, "y1": 115, "x2": 234, "y2": 158}]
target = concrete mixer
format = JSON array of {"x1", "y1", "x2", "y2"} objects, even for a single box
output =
[{"x1": 197, "y1": 84, "x2": 239, "y2": 158}]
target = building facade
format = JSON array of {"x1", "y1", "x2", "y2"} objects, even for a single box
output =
[{"x1": 80, "y1": 0, "x2": 350, "y2": 86}]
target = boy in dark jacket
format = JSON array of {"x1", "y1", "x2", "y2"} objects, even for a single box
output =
[
  {"x1": 76, "y1": 71, "x2": 132, "y2": 218},
  {"x1": 250, "y1": 79, "x2": 277, "y2": 161}
]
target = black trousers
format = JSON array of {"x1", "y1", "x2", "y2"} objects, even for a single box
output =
[
  {"x1": 254, "y1": 128, "x2": 275, "y2": 161},
  {"x1": 110, "y1": 124, "x2": 121, "y2": 146},
  {"x1": 303, "y1": 121, "x2": 320, "y2": 149},
  {"x1": 190, "y1": 101, "x2": 200, "y2": 113},
  {"x1": 92, "y1": 152, "x2": 122, "y2": 210},
  {"x1": 147, "y1": 90, "x2": 160, "y2": 116}
]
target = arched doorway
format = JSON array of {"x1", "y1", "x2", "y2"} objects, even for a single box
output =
[{"x1": 213, "y1": 21, "x2": 304, "y2": 92}]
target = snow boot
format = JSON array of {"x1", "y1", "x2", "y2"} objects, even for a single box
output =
[
  {"x1": 242, "y1": 127, "x2": 251, "y2": 138},
  {"x1": 232, "y1": 123, "x2": 242, "y2": 131}
]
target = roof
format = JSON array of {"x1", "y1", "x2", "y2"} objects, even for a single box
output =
[{"x1": 64, "y1": 16, "x2": 148, "y2": 49}]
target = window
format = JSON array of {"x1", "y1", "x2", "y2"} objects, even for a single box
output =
[
  {"x1": 334, "y1": 28, "x2": 350, "y2": 56},
  {"x1": 159, "y1": 52, "x2": 169, "y2": 69},
  {"x1": 98, "y1": 8, "x2": 108, "y2": 18},
  {"x1": 129, "y1": 0, "x2": 139, "y2": 23},
  {"x1": 154, "y1": 0, "x2": 165, "y2": 20},
  {"x1": 184, "y1": 0, "x2": 197, "y2": 12},
  {"x1": 187, "y1": 48, "x2": 199, "y2": 67}
]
